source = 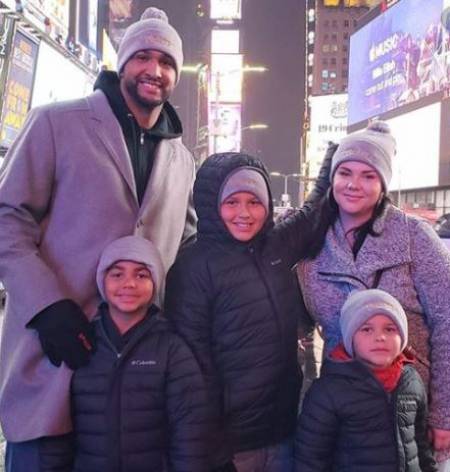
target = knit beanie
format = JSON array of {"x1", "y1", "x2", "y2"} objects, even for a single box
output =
[
  {"x1": 330, "y1": 120, "x2": 396, "y2": 190},
  {"x1": 96, "y1": 235, "x2": 164, "y2": 304},
  {"x1": 219, "y1": 167, "x2": 270, "y2": 214},
  {"x1": 340, "y1": 289, "x2": 408, "y2": 357},
  {"x1": 117, "y1": 7, "x2": 183, "y2": 82}
]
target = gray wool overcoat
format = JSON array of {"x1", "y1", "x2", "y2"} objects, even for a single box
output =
[{"x1": 0, "y1": 90, "x2": 196, "y2": 441}]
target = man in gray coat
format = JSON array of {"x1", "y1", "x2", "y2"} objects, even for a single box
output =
[{"x1": 0, "y1": 7, "x2": 196, "y2": 470}]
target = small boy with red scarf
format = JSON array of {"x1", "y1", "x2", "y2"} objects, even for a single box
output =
[{"x1": 294, "y1": 289, "x2": 437, "y2": 472}]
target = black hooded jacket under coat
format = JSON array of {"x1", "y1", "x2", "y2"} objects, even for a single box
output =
[
  {"x1": 165, "y1": 150, "x2": 333, "y2": 461},
  {"x1": 294, "y1": 359, "x2": 437, "y2": 472}
]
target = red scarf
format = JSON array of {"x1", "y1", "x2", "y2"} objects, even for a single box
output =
[{"x1": 330, "y1": 344, "x2": 414, "y2": 392}]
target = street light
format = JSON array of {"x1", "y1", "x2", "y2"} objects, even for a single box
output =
[
  {"x1": 270, "y1": 172, "x2": 301, "y2": 207},
  {"x1": 241, "y1": 123, "x2": 268, "y2": 131}
]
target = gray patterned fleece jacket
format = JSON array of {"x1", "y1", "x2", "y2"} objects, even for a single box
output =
[{"x1": 297, "y1": 204, "x2": 450, "y2": 430}]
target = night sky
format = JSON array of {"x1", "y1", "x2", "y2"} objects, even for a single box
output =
[{"x1": 132, "y1": 0, "x2": 306, "y2": 204}]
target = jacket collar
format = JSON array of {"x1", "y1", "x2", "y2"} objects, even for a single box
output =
[{"x1": 316, "y1": 205, "x2": 412, "y2": 282}]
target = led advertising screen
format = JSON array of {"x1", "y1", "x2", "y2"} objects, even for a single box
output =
[
  {"x1": 208, "y1": 103, "x2": 241, "y2": 153},
  {"x1": 210, "y1": 53, "x2": 243, "y2": 103},
  {"x1": 31, "y1": 42, "x2": 94, "y2": 108},
  {"x1": 210, "y1": 0, "x2": 242, "y2": 20},
  {"x1": 306, "y1": 94, "x2": 348, "y2": 178},
  {"x1": 388, "y1": 102, "x2": 441, "y2": 191},
  {"x1": 0, "y1": 29, "x2": 39, "y2": 149},
  {"x1": 348, "y1": 0, "x2": 449, "y2": 126}
]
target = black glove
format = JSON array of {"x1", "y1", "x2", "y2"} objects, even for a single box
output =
[
  {"x1": 28, "y1": 299, "x2": 96, "y2": 370},
  {"x1": 211, "y1": 462, "x2": 237, "y2": 472}
]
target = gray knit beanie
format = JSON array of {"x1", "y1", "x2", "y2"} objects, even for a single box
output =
[
  {"x1": 96, "y1": 235, "x2": 164, "y2": 304},
  {"x1": 330, "y1": 120, "x2": 396, "y2": 190},
  {"x1": 117, "y1": 7, "x2": 183, "y2": 82},
  {"x1": 219, "y1": 167, "x2": 270, "y2": 214},
  {"x1": 340, "y1": 289, "x2": 408, "y2": 357}
]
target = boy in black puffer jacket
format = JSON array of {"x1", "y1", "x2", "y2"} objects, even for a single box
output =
[
  {"x1": 71, "y1": 236, "x2": 209, "y2": 472},
  {"x1": 165, "y1": 148, "x2": 333, "y2": 471},
  {"x1": 295, "y1": 289, "x2": 437, "y2": 472}
]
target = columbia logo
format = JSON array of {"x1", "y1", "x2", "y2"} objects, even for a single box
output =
[
  {"x1": 271, "y1": 259, "x2": 282, "y2": 266},
  {"x1": 131, "y1": 360, "x2": 157, "y2": 366}
]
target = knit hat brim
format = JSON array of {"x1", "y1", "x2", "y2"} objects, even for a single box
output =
[
  {"x1": 340, "y1": 289, "x2": 408, "y2": 357},
  {"x1": 96, "y1": 236, "x2": 164, "y2": 306},
  {"x1": 219, "y1": 167, "x2": 270, "y2": 215},
  {"x1": 330, "y1": 120, "x2": 395, "y2": 191}
]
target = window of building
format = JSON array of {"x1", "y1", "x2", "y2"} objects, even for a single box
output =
[
  {"x1": 322, "y1": 58, "x2": 328, "y2": 65},
  {"x1": 324, "y1": 19, "x2": 330, "y2": 28},
  {"x1": 322, "y1": 69, "x2": 329, "y2": 78},
  {"x1": 321, "y1": 82, "x2": 329, "y2": 91},
  {"x1": 331, "y1": 44, "x2": 338, "y2": 52},
  {"x1": 332, "y1": 19, "x2": 338, "y2": 28},
  {"x1": 343, "y1": 44, "x2": 348, "y2": 52},
  {"x1": 331, "y1": 33, "x2": 337, "y2": 42},
  {"x1": 324, "y1": 33, "x2": 329, "y2": 41},
  {"x1": 342, "y1": 57, "x2": 347, "y2": 65},
  {"x1": 344, "y1": 19, "x2": 349, "y2": 28},
  {"x1": 343, "y1": 32, "x2": 349, "y2": 40},
  {"x1": 322, "y1": 44, "x2": 330, "y2": 53},
  {"x1": 353, "y1": 19, "x2": 357, "y2": 27},
  {"x1": 330, "y1": 71, "x2": 337, "y2": 78},
  {"x1": 342, "y1": 69, "x2": 348, "y2": 78},
  {"x1": 331, "y1": 57, "x2": 337, "y2": 65}
]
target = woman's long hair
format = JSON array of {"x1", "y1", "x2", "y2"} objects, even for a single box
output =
[{"x1": 306, "y1": 188, "x2": 390, "y2": 260}]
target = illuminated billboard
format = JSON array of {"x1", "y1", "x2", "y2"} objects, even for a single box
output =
[
  {"x1": 210, "y1": 0, "x2": 242, "y2": 20},
  {"x1": 208, "y1": 103, "x2": 241, "y2": 153},
  {"x1": 388, "y1": 102, "x2": 441, "y2": 191},
  {"x1": 348, "y1": 0, "x2": 448, "y2": 126},
  {"x1": 32, "y1": 42, "x2": 94, "y2": 107},
  {"x1": 0, "y1": 29, "x2": 39, "y2": 149},
  {"x1": 306, "y1": 94, "x2": 348, "y2": 178},
  {"x1": 211, "y1": 30, "x2": 240, "y2": 54},
  {"x1": 210, "y1": 53, "x2": 243, "y2": 103}
]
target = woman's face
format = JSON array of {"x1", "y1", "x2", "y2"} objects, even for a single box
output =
[{"x1": 333, "y1": 160, "x2": 383, "y2": 225}]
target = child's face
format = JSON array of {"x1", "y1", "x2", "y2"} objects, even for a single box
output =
[
  {"x1": 104, "y1": 260, "x2": 154, "y2": 318},
  {"x1": 220, "y1": 191, "x2": 268, "y2": 242},
  {"x1": 352, "y1": 314, "x2": 402, "y2": 369}
]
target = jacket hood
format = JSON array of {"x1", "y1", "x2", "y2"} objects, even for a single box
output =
[
  {"x1": 93, "y1": 70, "x2": 183, "y2": 138},
  {"x1": 194, "y1": 152, "x2": 274, "y2": 243}
]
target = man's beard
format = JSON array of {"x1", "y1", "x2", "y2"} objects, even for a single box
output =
[{"x1": 123, "y1": 77, "x2": 168, "y2": 110}]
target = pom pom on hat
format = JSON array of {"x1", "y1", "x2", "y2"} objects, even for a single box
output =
[
  {"x1": 340, "y1": 289, "x2": 408, "y2": 357},
  {"x1": 117, "y1": 6, "x2": 183, "y2": 83},
  {"x1": 141, "y1": 7, "x2": 168, "y2": 21},
  {"x1": 330, "y1": 120, "x2": 396, "y2": 190}
]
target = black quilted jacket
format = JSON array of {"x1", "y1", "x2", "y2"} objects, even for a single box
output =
[
  {"x1": 71, "y1": 306, "x2": 209, "y2": 472},
  {"x1": 295, "y1": 359, "x2": 437, "y2": 472},
  {"x1": 165, "y1": 149, "x2": 333, "y2": 465}
]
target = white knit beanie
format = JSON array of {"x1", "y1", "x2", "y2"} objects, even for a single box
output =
[
  {"x1": 340, "y1": 289, "x2": 408, "y2": 357},
  {"x1": 117, "y1": 7, "x2": 183, "y2": 83},
  {"x1": 96, "y1": 235, "x2": 164, "y2": 304},
  {"x1": 219, "y1": 167, "x2": 270, "y2": 214},
  {"x1": 330, "y1": 120, "x2": 396, "y2": 190}
]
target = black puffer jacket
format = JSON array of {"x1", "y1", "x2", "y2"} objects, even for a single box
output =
[
  {"x1": 71, "y1": 306, "x2": 209, "y2": 472},
  {"x1": 295, "y1": 359, "x2": 437, "y2": 472},
  {"x1": 165, "y1": 149, "x2": 333, "y2": 464}
]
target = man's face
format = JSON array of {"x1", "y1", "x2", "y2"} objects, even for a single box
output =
[{"x1": 120, "y1": 49, "x2": 177, "y2": 110}]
